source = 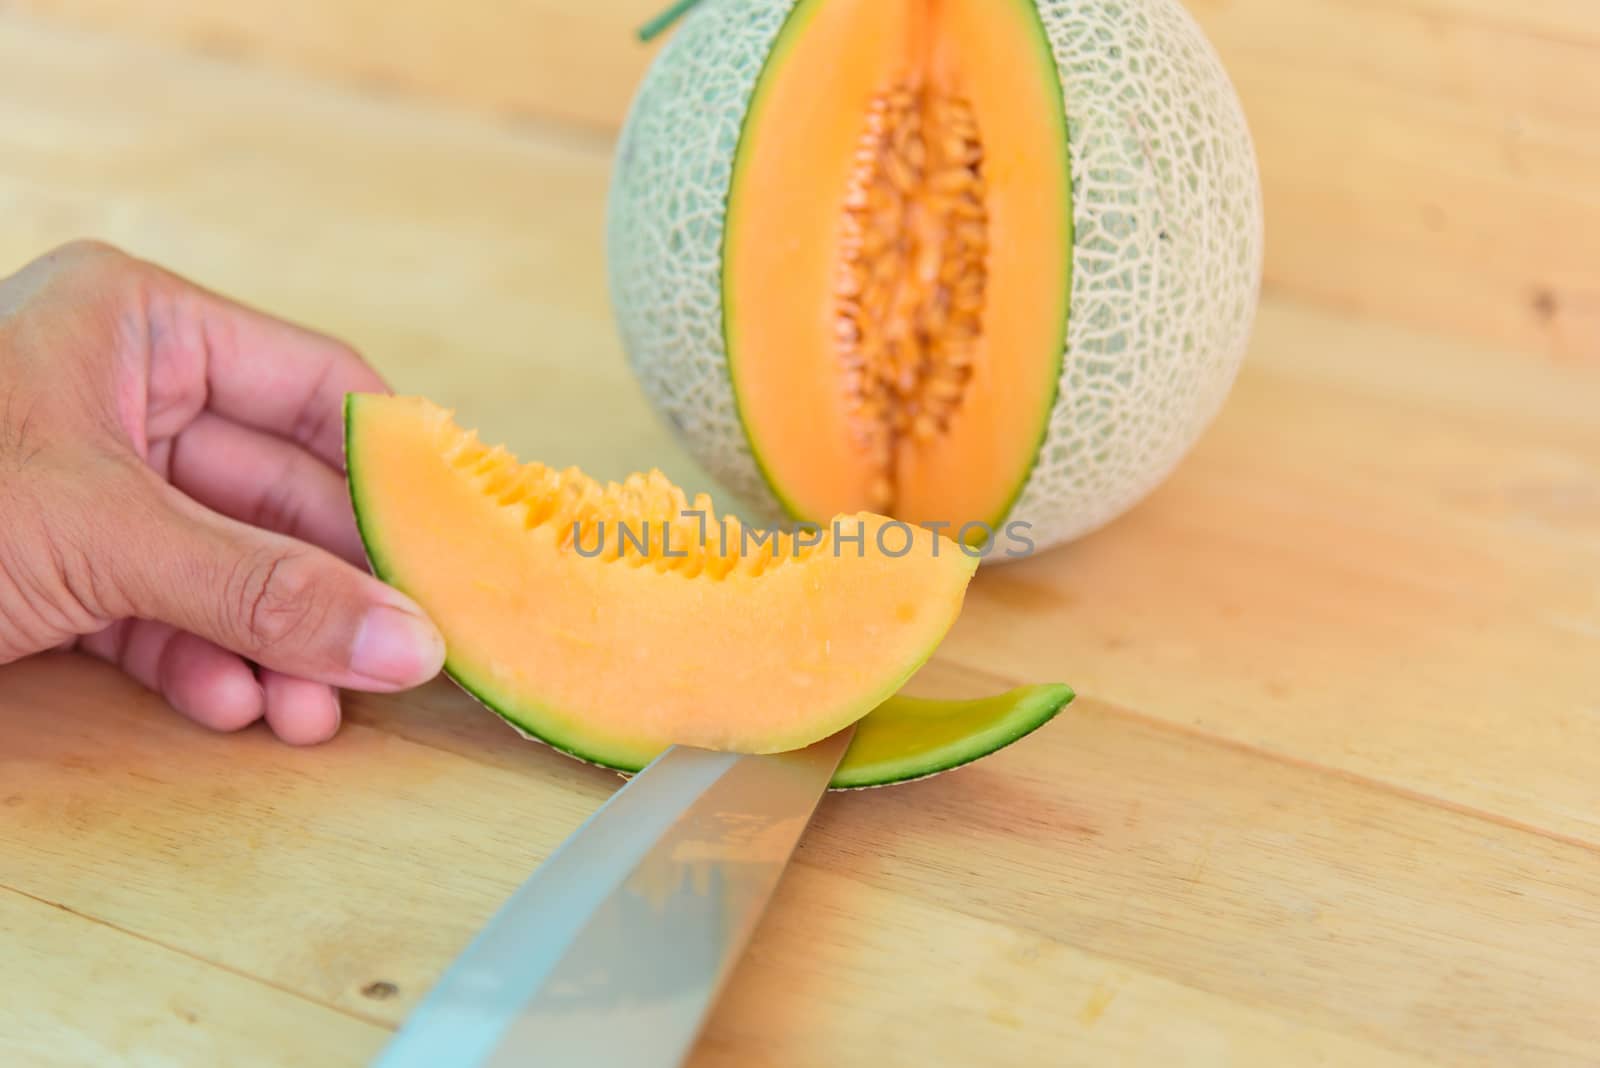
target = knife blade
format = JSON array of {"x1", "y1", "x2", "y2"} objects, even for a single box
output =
[{"x1": 374, "y1": 728, "x2": 854, "y2": 1068}]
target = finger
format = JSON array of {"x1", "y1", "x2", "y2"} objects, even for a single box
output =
[
  {"x1": 157, "y1": 630, "x2": 267, "y2": 733},
  {"x1": 106, "y1": 479, "x2": 445, "y2": 692},
  {"x1": 260, "y1": 670, "x2": 342, "y2": 746},
  {"x1": 194, "y1": 288, "x2": 389, "y2": 468},
  {"x1": 168, "y1": 411, "x2": 366, "y2": 567},
  {"x1": 79, "y1": 619, "x2": 265, "y2": 733},
  {"x1": 137, "y1": 259, "x2": 389, "y2": 468}
]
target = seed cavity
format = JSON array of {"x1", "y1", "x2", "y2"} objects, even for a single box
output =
[
  {"x1": 445, "y1": 428, "x2": 828, "y2": 580},
  {"x1": 836, "y1": 85, "x2": 989, "y2": 511}
]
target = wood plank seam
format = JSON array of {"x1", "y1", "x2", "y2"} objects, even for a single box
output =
[
  {"x1": 0, "y1": 883, "x2": 396, "y2": 1032},
  {"x1": 1045, "y1": 687, "x2": 1600, "y2": 856}
]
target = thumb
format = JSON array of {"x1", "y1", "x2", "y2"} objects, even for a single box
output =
[{"x1": 112, "y1": 484, "x2": 446, "y2": 691}]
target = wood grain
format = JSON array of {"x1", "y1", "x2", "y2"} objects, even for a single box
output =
[
  {"x1": 6, "y1": 0, "x2": 663, "y2": 130},
  {"x1": 0, "y1": 886, "x2": 387, "y2": 1067},
  {"x1": 10, "y1": 0, "x2": 1600, "y2": 358},
  {"x1": 11, "y1": 652, "x2": 1600, "y2": 1066},
  {"x1": 1, "y1": 12, "x2": 1599, "y2": 1067}
]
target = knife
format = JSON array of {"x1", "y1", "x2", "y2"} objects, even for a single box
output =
[{"x1": 374, "y1": 728, "x2": 854, "y2": 1068}]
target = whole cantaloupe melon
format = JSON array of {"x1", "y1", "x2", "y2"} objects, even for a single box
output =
[{"x1": 608, "y1": 0, "x2": 1263, "y2": 556}]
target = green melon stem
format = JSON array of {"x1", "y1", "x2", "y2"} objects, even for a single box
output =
[{"x1": 637, "y1": 0, "x2": 706, "y2": 43}]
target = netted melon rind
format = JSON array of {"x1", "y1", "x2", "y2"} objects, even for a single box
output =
[
  {"x1": 606, "y1": 0, "x2": 1264, "y2": 553},
  {"x1": 1009, "y1": 0, "x2": 1263, "y2": 545},
  {"x1": 606, "y1": 0, "x2": 796, "y2": 523}
]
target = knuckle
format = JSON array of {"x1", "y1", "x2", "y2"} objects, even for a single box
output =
[
  {"x1": 51, "y1": 239, "x2": 138, "y2": 285},
  {"x1": 0, "y1": 388, "x2": 49, "y2": 476},
  {"x1": 4, "y1": 240, "x2": 137, "y2": 319},
  {"x1": 324, "y1": 335, "x2": 361, "y2": 366},
  {"x1": 53, "y1": 238, "x2": 124, "y2": 264},
  {"x1": 291, "y1": 402, "x2": 334, "y2": 455},
  {"x1": 35, "y1": 239, "x2": 152, "y2": 314},
  {"x1": 227, "y1": 549, "x2": 323, "y2": 653},
  {"x1": 46, "y1": 530, "x2": 105, "y2": 621},
  {"x1": 288, "y1": 352, "x2": 343, "y2": 449},
  {"x1": 252, "y1": 475, "x2": 306, "y2": 541}
]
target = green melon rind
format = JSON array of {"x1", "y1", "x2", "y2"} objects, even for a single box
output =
[
  {"x1": 829, "y1": 683, "x2": 1074, "y2": 790},
  {"x1": 721, "y1": 0, "x2": 1073, "y2": 531},
  {"x1": 607, "y1": 0, "x2": 799, "y2": 521}
]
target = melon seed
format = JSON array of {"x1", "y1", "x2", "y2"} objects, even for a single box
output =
[{"x1": 834, "y1": 84, "x2": 988, "y2": 511}]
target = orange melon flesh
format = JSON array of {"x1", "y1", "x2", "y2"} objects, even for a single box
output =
[
  {"x1": 345, "y1": 395, "x2": 979, "y2": 770},
  {"x1": 724, "y1": 0, "x2": 1072, "y2": 532}
]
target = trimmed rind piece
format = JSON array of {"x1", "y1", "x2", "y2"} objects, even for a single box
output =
[
  {"x1": 602, "y1": 683, "x2": 1074, "y2": 788},
  {"x1": 830, "y1": 683, "x2": 1074, "y2": 789}
]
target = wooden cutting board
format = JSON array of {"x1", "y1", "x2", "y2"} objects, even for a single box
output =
[{"x1": 1, "y1": 14, "x2": 1598, "y2": 1067}]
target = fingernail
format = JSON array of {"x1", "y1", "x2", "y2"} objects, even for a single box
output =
[{"x1": 351, "y1": 604, "x2": 445, "y2": 686}]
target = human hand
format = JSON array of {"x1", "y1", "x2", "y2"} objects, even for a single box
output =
[{"x1": 0, "y1": 241, "x2": 445, "y2": 744}]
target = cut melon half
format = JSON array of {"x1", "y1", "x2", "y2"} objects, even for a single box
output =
[
  {"x1": 345, "y1": 394, "x2": 988, "y2": 770},
  {"x1": 610, "y1": 0, "x2": 1265, "y2": 554}
]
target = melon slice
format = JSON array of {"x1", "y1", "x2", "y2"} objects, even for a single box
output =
[
  {"x1": 830, "y1": 683, "x2": 1073, "y2": 789},
  {"x1": 344, "y1": 394, "x2": 982, "y2": 771}
]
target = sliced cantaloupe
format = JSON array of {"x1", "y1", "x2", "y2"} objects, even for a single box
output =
[
  {"x1": 344, "y1": 394, "x2": 982, "y2": 771},
  {"x1": 347, "y1": 394, "x2": 1074, "y2": 784}
]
